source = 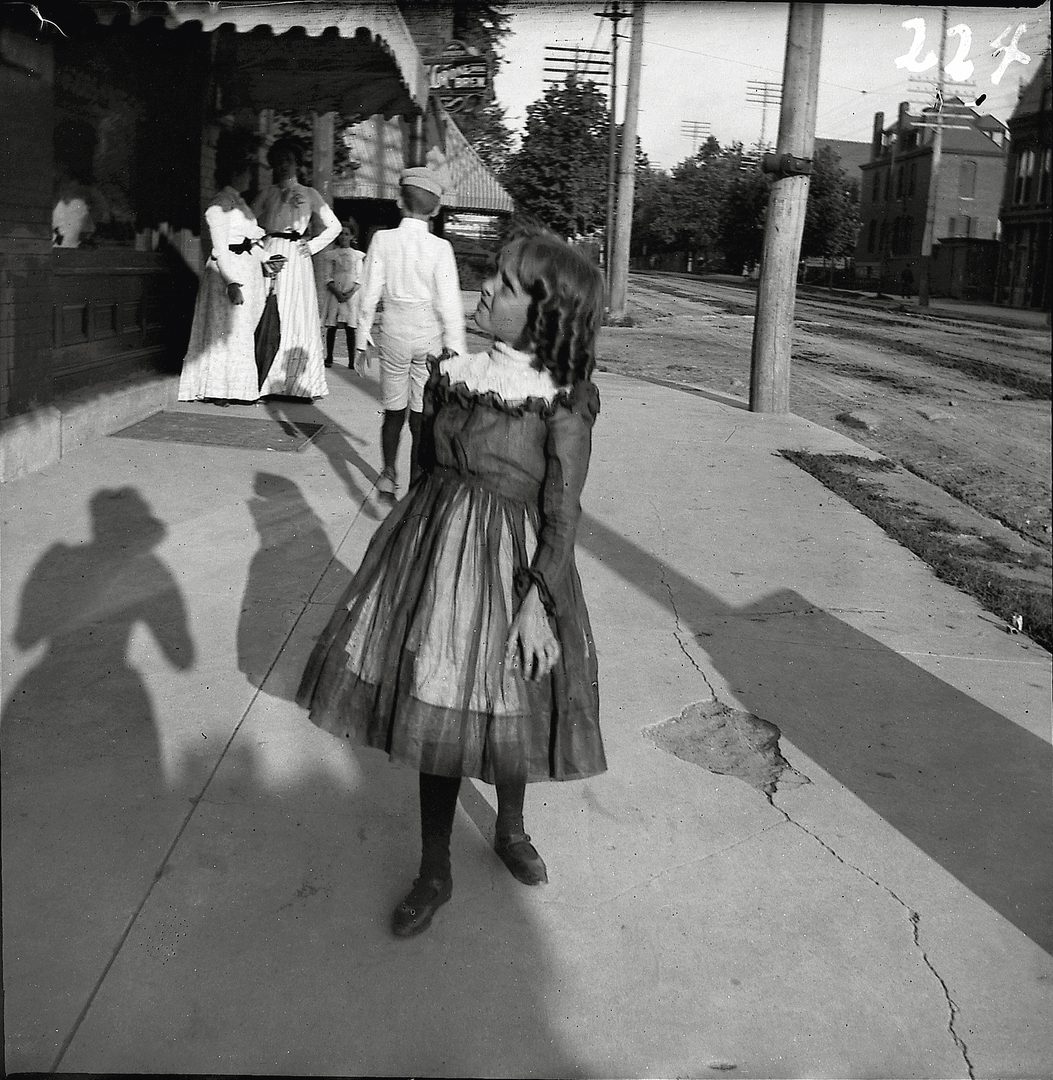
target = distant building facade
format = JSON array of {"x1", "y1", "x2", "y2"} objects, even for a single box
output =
[
  {"x1": 855, "y1": 100, "x2": 1008, "y2": 296},
  {"x1": 995, "y1": 52, "x2": 1052, "y2": 310}
]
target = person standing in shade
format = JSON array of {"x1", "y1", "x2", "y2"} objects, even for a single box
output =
[
  {"x1": 319, "y1": 218, "x2": 364, "y2": 368},
  {"x1": 178, "y1": 132, "x2": 284, "y2": 407},
  {"x1": 354, "y1": 167, "x2": 467, "y2": 499},
  {"x1": 253, "y1": 137, "x2": 341, "y2": 399}
]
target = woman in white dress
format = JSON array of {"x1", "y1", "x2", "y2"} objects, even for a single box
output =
[
  {"x1": 178, "y1": 136, "x2": 281, "y2": 406},
  {"x1": 319, "y1": 218, "x2": 365, "y2": 368},
  {"x1": 253, "y1": 138, "x2": 341, "y2": 399}
]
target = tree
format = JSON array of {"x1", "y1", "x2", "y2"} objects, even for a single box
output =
[
  {"x1": 453, "y1": 100, "x2": 514, "y2": 175},
  {"x1": 503, "y1": 79, "x2": 609, "y2": 237},
  {"x1": 717, "y1": 157, "x2": 772, "y2": 272},
  {"x1": 631, "y1": 166, "x2": 679, "y2": 257},
  {"x1": 445, "y1": 1, "x2": 515, "y2": 173},
  {"x1": 667, "y1": 138, "x2": 743, "y2": 269},
  {"x1": 801, "y1": 144, "x2": 862, "y2": 261}
]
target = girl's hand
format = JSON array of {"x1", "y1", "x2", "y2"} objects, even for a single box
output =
[
  {"x1": 297, "y1": 239, "x2": 312, "y2": 260},
  {"x1": 263, "y1": 257, "x2": 285, "y2": 277},
  {"x1": 353, "y1": 347, "x2": 371, "y2": 374},
  {"x1": 226, "y1": 282, "x2": 244, "y2": 305},
  {"x1": 505, "y1": 586, "x2": 560, "y2": 681},
  {"x1": 327, "y1": 281, "x2": 341, "y2": 298}
]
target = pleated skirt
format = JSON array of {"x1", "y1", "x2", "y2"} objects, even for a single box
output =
[{"x1": 296, "y1": 470, "x2": 606, "y2": 784}]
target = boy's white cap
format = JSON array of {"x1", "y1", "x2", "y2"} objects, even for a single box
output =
[{"x1": 400, "y1": 167, "x2": 443, "y2": 198}]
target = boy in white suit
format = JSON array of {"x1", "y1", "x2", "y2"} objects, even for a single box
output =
[{"x1": 355, "y1": 167, "x2": 467, "y2": 498}]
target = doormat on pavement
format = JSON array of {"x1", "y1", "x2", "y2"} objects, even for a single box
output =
[{"x1": 112, "y1": 412, "x2": 324, "y2": 453}]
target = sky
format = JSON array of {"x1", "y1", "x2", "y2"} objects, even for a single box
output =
[{"x1": 491, "y1": 1, "x2": 1051, "y2": 170}]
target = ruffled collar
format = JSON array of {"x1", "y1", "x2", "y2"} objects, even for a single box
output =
[
  {"x1": 431, "y1": 349, "x2": 599, "y2": 423},
  {"x1": 440, "y1": 344, "x2": 558, "y2": 405}
]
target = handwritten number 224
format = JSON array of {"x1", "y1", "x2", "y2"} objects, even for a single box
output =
[{"x1": 896, "y1": 19, "x2": 1031, "y2": 85}]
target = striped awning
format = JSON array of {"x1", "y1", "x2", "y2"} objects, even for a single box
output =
[
  {"x1": 331, "y1": 104, "x2": 513, "y2": 213},
  {"x1": 88, "y1": 1, "x2": 428, "y2": 118}
]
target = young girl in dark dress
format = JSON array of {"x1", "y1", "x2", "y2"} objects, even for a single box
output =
[{"x1": 297, "y1": 230, "x2": 606, "y2": 937}]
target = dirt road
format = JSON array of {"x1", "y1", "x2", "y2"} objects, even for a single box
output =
[
  {"x1": 600, "y1": 273, "x2": 1051, "y2": 541},
  {"x1": 598, "y1": 272, "x2": 1051, "y2": 646}
]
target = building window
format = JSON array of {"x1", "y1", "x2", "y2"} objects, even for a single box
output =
[
  {"x1": 960, "y1": 214, "x2": 973, "y2": 237},
  {"x1": 959, "y1": 160, "x2": 976, "y2": 199},
  {"x1": 867, "y1": 219, "x2": 877, "y2": 253},
  {"x1": 908, "y1": 162, "x2": 916, "y2": 196},
  {"x1": 1014, "y1": 149, "x2": 1036, "y2": 205},
  {"x1": 1040, "y1": 148, "x2": 1051, "y2": 206},
  {"x1": 947, "y1": 216, "x2": 957, "y2": 237},
  {"x1": 883, "y1": 170, "x2": 890, "y2": 201}
]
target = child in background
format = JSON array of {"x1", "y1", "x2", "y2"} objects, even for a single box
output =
[
  {"x1": 297, "y1": 229, "x2": 607, "y2": 938},
  {"x1": 320, "y1": 218, "x2": 364, "y2": 368},
  {"x1": 354, "y1": 167, "x2": 467, "y2": 499}
]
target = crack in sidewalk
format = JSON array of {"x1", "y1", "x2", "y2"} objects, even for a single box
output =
[
  {"x1": 768, "y1": 794, "x2": 976, "y2": 1079},
  {"x1": 660, "y1": 571, "x2": 717, "y2": 698}
]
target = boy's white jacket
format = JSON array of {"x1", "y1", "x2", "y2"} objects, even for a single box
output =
[{"x1": 355, "y1": 218, "x2": 467, "y2": 356}]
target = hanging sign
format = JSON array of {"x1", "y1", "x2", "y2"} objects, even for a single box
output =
[{"x1": 422, "y1": 40, "x2": 492, "y2": 115}]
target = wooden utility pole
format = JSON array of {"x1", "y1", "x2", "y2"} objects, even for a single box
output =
[
  {"x1": 748, "y1": 3, "x2": 824, "y2": 413},
  {"x1": 917, "y1": 6, "x2": 949, "y2": 308},
  {"x1": 608, "y1": 0, "x2": 644, "y2": 321},
  {"x1": 596, "y1": 2, "x2": 628, "y2": 289}
]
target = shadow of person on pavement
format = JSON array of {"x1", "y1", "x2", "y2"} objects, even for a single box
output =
[
  {"x1": 579, "y1": 511, "x2": 1053, "y2": 956},
  {"x1": 1, "y1": 487, "x2": 204, "y2": 1069},
  {"x1": 260, "y1": 395, "x2": 383, "y2": 520},
  {"x1": 237, "y1": 471, "x2": 352, "y2": 695},
  {"x1": 2, "y1": 487, "x2": 197, "y2": 792}
]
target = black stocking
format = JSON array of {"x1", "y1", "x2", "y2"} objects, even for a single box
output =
[
  {"x1": 418, "y1": 772, "x2": 461, "y2": 880},
  {"x1": 495, "y1": 780, "x2": 527, "y2": 839},
  {"x1": 381, "y1": 408, "x2": 406, "y2": 472},
  {"x1": 408, "y1": 410, "x2": 423, "y2": 483}
]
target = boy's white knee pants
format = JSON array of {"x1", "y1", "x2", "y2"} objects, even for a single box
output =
[{"x1": 377, "y1": 300, "x2": 444, "y2": 412}]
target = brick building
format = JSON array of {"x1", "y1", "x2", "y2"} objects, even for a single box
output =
[
  {"x1": 0, "y1": 1, "x2": 430, "y2": 479},
  {"x1": 995, "y1": 51, "x2": 1052, "y2": 310},
  {"x1": 854, "y1": 100, "x2": 1008, "y2": 295}
]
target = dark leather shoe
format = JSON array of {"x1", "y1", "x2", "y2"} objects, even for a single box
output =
[
  {"x1": 495, "y1": 833, "x2": 548, "y2": 886},
  {"x1": 391, "y1": 875, "x2": 452, "y2": 938}
]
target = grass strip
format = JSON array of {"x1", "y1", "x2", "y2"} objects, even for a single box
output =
[{"x1": 781, "y1": 451, "x2": 1052, "y2": 653}]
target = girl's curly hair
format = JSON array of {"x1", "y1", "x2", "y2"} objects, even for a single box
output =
[{"x1": 498, "y1": 230, "x2": 605, "y2": 386}]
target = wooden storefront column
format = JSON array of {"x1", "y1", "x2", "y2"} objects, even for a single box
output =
[{"x1": 312, "y1": 111, "x2": 336, "y2": 204}]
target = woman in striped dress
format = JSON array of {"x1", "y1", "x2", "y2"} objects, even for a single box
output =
[{"x1": 253, "y1": 138, "x2": 341, "y2": 399}]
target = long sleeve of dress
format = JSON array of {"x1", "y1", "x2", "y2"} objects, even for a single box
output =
[
  {"x1": 206, "y1": 203, "x2": 240, "y2": 285},
  {"x1": 306, "y1": 190, "x2": 341, "y2": 256},
  {"x1": 433, "y1": 242, "x2": 467, "y2": 356},
  {"x1": 519, "y1": 382, "x2": 600, "y2": 614}
]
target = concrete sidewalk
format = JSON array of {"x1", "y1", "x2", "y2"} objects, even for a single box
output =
[{"x1": 2, "y1": 341, "x2": 1050, "y2": 1077}]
